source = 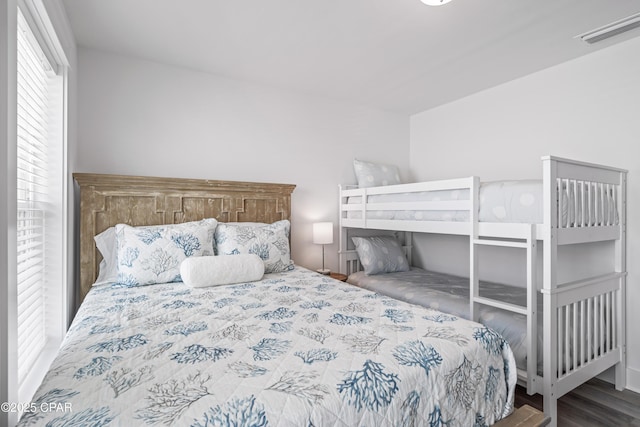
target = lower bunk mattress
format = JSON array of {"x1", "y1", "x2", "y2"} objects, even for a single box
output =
[
  {"x1": 348, "y1": 268, "x2": 537, "y2": 372},
  {"x1": 20, "y1": 266, "x2": 516, "y2": 427}
]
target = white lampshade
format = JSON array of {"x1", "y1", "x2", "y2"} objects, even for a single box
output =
[
  {"x1": 313, "y1": 222, "x2": 334, "y2": 245},
  {"x1": 421, "y1": 0, "x2": 452, "y2": 5}
]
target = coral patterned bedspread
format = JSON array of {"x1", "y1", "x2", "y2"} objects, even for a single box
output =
[{"x1": 19, "y1": 266, "x2": 516, "y2": 427}]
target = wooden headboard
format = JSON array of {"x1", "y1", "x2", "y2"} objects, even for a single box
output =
[{"x1": 73, "y1": 173, "x2": 296, "y2": 302}]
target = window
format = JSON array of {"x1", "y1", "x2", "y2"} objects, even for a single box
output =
[{"x1": 15, "y1": 4, "x2": 67, "y2": 403}]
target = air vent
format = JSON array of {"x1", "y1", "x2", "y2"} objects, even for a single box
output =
[{"x1": 576, "y1": 12, "x2": 640, "y2": 44}]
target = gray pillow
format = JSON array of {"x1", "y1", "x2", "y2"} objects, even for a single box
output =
[
  {"x1": 352, "y1": 236, "x2": 410, "y2": 275},
  {"x1": 353, "y1": 159, "x2": 401, "y2": 188}
]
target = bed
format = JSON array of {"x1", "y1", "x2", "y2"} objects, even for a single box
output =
[
  {"x1": 17, "y1": 173, "x2": 517, "y2": 427},
  {"x1": 339, "y1": 156, "x2": 627, "y2": 427}
]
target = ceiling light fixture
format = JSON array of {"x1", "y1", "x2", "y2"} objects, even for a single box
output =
[
  {"x1": 576, "y1": 12, "x2": 640, "y2": 44},
  {"x1": 421, "y1": 0, "x2": 453, "y2": 5}
]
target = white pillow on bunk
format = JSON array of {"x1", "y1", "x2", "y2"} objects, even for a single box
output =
[
  {"x1": 353, "y1": 159, "x2": 401, "y2": 188},
  {"x1": 352, "y1": 235, "x2": 410, "y2": 275}
]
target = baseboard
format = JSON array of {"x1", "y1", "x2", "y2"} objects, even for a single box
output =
[
  {"x1": 597, "y1": 367, "x2": 614, "y2": 384},
  {"x1": 627, "y1": 367, "x2": 640, "y2": 393},
  {"x1": 596, "y1": 366, "x2": 640, "y2": 393}
]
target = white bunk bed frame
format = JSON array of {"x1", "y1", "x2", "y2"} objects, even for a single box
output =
[{"x1": 338, "y1": 156, "x2": 627, "y2": 426}]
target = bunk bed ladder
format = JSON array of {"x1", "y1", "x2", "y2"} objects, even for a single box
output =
[
  {"x1": 471, "y1": 224, "x2": 539, "y2": 394},
  {"x1": 469, "y1": 179, "x2": 538, "y2": 395}
]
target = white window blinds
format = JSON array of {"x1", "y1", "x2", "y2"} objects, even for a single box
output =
[{"x1": 16, "y1": 8, "x2": 56, "y2": 388}]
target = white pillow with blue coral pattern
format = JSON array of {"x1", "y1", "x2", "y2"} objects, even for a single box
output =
[
  {"x1": 115, "y1": 218, "x2": 217, "y2": 286},
  {"x1": 215, "y1": 220, "x2": 293, "y2": 273}
]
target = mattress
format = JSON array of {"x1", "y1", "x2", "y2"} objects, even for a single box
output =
[
  {"x1": 347, "y1": 180, "x2": 543, "y2": 223},
  {"x1": 19, "y1": 266, "x2": 516, "y2": 427},
  {"x1": 346, "y1": 179, "x2": 618, "y2": 226},
  {"x1": 347, "y1": 268, "x2": 537, "y2": 371}
]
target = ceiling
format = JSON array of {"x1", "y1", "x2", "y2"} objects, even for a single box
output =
[{"x1": 61, "y1": 0, "x2": 640, "y2": 114}]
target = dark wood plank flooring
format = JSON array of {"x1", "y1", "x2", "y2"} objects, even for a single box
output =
[{"x1": 515, "y1": 378, "x2": 640, "y2": 426}]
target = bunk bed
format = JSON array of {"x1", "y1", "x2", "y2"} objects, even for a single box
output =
[{"x1": 339, "y1": 155, "x2": 627, "y2": 427}]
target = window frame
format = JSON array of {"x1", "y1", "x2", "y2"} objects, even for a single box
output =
[{"x1": 12, "y1": 0, "x2": 69, "y2": 409}]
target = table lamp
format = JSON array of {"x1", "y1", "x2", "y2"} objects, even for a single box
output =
[{"x1": 313, "y1": 222, "x2": 333, "y2": 274}]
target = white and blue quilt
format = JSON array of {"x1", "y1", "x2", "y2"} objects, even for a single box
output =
[{"x1": 19, "y1": 266, "x2": 516, "y2": 427}]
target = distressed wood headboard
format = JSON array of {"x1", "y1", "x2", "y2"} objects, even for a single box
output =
[{"x1": 73, "y1": 173, "x2": 296, "y2": 303}]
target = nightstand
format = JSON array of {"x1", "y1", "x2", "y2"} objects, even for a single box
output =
[
  {"x1": 493, "y1": 405, "x2": 549, "y2": 426},
  {"x1": 329, "y1": 272, "x2": 348, "y2": 282}
]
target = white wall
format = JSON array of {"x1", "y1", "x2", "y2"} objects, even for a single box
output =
[
  {"x1": 410, "y1": 35, "x2": 640, "y2": 391},
  {"x1": 76, "y1": 48, "x2": 409, "y2": 275}
]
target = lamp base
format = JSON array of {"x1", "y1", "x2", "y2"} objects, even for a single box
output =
[{"x1": 317, "y1": 269, "x2": 331, "y2": 275}]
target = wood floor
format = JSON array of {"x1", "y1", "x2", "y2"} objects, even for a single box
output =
[{"x1": 515, "y1": 378, "x2": 640, "y2": 426}]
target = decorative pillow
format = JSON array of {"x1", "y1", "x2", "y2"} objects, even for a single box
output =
[
  {"x1": 180, "y1": 254, "x2": 264, "y2": 288},
  {"x1": 215, "y1": 220, "x2": 293, "y2": 273},
  {"x1": 115, "y1": 218, "x2": 218, "y2": 286},
  {"x1": 353, "y1": 159, "x2": 401, "y2": 188},
  {"x1": 351, "y1": 235, "x2": 410, "y2": 275},
  {"x1": 94, "y1": 227, "x2": 118, "y2": 286}
]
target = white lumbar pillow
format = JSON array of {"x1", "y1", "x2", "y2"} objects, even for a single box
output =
[{"x1": 180, "y1": 254, "x2": 264, "y2": 288}]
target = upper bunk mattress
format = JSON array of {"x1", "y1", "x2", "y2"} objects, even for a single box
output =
[
  {"x1": 346, "y1": 179, "x2": 618, "y2": 226},
  {"x1": 347, "y1": 180, "x2": 543, "y2": 223}
]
